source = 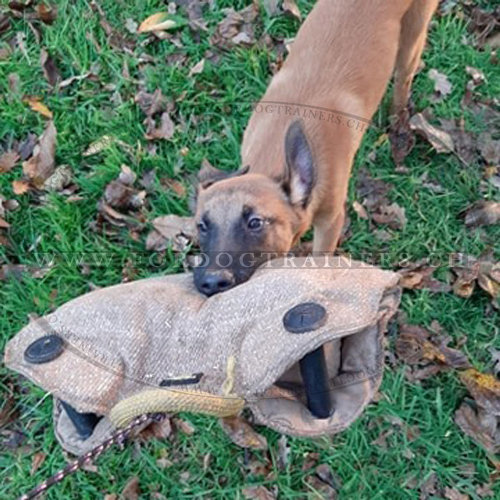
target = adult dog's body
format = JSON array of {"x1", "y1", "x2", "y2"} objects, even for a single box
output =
[{"x1": 194, "y1": 0, "x2": 438, "y2": 296}]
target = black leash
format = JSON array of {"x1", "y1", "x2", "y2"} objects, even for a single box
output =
[{"x1": 19, "y1": 413, "x2": 165, "y2": 500}]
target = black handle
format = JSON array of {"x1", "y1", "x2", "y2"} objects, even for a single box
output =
[{"x1": 299, "y1": 346, "x2": 333, "y2": 419}]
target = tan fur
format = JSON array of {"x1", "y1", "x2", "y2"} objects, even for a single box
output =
[{"x1": 196, "y1": 0, "x2": 438, "y2": 255}]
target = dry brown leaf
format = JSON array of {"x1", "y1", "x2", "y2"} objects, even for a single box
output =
[
  {"x1": 161, "y1": 178, "x2": 186, "y2": 197},
  {"x1": 477, "y1": 132, "x2": 500, "y2": 165},
  {"x1": 398, "y1": 260, "x2": 451, "y2": 293},
  {"x1": 121, "y1": 476, "x2": 140, "y2": 500},
  {"x1": 0, "y1": 151, "x2": 19, "y2": 173},
  {"x1": 40, "y1": 48, "x2": 60, "y2": 87},
  {"x1": 189, "y1": 58, "x2": 205, "y2": 76},
  {"x1": 135, "y1": 89, "x2": 167, "y2": 117},
  {"x1": 212, "y1": 3, "x2": 259, "y2": 47},
  {"x1": 455, "y1": 403, "x2": 499, "y2": 455},
  {"x1": 82, "y1": 135, "x2": 115, "y2": 156},
  {"x1": 145, "y1": 112, "x2": 175, "y2": 141},
  {"x1": 43, "y1": 164, "x2": 72, "y2": 191},
  {"x1": 282, "y1": 0, "x2": 302, "y2": 20},
  {"x1": 139, "y1": 417, "x2": 172, "y2": 442},
  {"x1": 220, "y1": 415, "x2": 268, "y2": 450},
  {"x1": 173, "y1": 417, "x2": 195, "y2": 435},
  {"x1": 428, "y1": 68, "x2": 453, "y2": 98},
  {"x1": 459, "y1": 370, "x2": 500, "y2": 415},
  {"x1": 138, "y1": 13, "x2": 178, "y2": 33},
  {"x1": 36, "y1": 3, "x2": 58, "y2": 24},
  {"x1": 444, "y1": 487, "x2": 470, "y2": 500},
  {"x1": 22, "y1": 120, "x2": 56, "y2": 188},
  {"x1": 24, "y1": 96, "x2": 53, "y2": 118},
  {"x1": 30, "y1": 452, "x2": 46, "y2": 475},
  {"x1": 409, "y1": 113, "x2": 454, "y2": 154},
  {"x1": 467, "y1": 6, "x2": 500, "y2": 48},
  {"x1": 18, "y1": 133, "x2": 37, "y2": 161},
  {"x1": 352, "y1": 200, "x2": 368, "y2": 220},
  {"x1": 146, "y1": 214, "x2": 195, "y2": 252},
  {"x1": 463, "y1": 201, "x2": 500, "y2": 228},
  {"x1": 12, "y1": 180, "x2": 30, "y2": 195},
  {"x1": 242, "y1": 486, "x2": 276, "y2": 500},
  {"x1": 371, "y1": 202, "x2": 407, "y2": 230},
  {"x1": 395, "y1": 324, "x2": 470, "y2": 373}
]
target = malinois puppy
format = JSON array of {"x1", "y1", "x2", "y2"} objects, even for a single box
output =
[{"x1": 194, "y1": 0, "x2": 438, "y2": 296}]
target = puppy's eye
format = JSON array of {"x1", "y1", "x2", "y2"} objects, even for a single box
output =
[
  {"x1": 247, "y1": 217, "x2": 264, "y2": 231},
  {"x1": 197, "y1": 220, "x2": 208, "y2": 233}
]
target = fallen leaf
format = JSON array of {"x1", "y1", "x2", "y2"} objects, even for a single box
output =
[
  {"x1": 139, "y1": 417, "x2": 172, "y2": 442},
  {"x1": 24, "y1": 96, "x2": 53, "y2": 118},
  {"x1": 138, "y1": 13, "x2": 183, "y2": 33},
  {"x1": 477, "y1": 132, "x2": 500, "y2": 165},
  {"x1": 220, "y1": 416, "x2": 268, "y2": 450},
  {"x1": 439, "y1": 117, "x2": 476, "y2": 164},
  {"x1": 82, "y1": 135, "x2": 115, "y2": 156},
  {"x1": 371, "y1": 202, "x2": 407, "y2": 230},
  {"x1": 40, "y1": 48, "x2": 60, "y2": 87},
  {"x1": 173, "y1": 417, "x2": 195, "y2": 435},
  {"x1": 161, "y1": 178, "x2": 186, "y2": 197},
  {"x1": 36, "y1": 3, "x2": 58, "y2": 24},
  {"x1": 0, "y1": 151, "x2": 19, "y2": 173},
  {"x1": 409, "y1": 113, "x2": 454, "y2": 154},
  {"x1": 17, "y1": 133, "x2": 37, "y2": 160},
  {"x1": 466, "y1": 66, "x2": 486, "y2": 92},
  {"x1": 145, "y1": 112, "x2": 175, "y2": 141},
  {"x1": 124, "y1": 18, "x2": 138, "y2": 34},
  {"x1": 146, "y1": 214, "x2": 196, "y2": 252},
  {"x1": 462, "y1": 201, "x2": 500, "y2": 228},
  {"x1": 0, "y1": 14, "x2": 11, "y2": 35},
  {"x1": 242, "y1": 485, "x2": 276, "y2": 500},
  {"x1": 121, "y1": 476, "x2": 140, "y2": 500},
  {"x1": 22, "y1": 120, "x2": 57, "y2": 188},
  {"x1": 428, "y1": 68, "x2": 453, "y2": 98},
  {"x1": 212, "y1": 3, "x2": 259, "y2": 48},
  {"x1": 398, "y1": 260, "x2": 451, "y2": 293},
  {"x1": 0, "y1": 389, "x2": 18, "y2": 427},
  {"x1": 455, "y1": 402, "x2": 499, "y2": 455},
  {"x1": 444, "y1": 487, "x2": 469, "y2": 500},
  {"x1": 459, "y1": 369, "x2": 500, "y2": 415},
  {"x1": 135, "y1": 89, "x2": 167, "y2": 117},
  {"x1": 8, "y1": 72, "x2": 20, "y2": 94},
  {"x1": 282, "y1": 0, "x2": 302, "y2": 20},
  {"x1": 467, "y1": 6, "x2": 500, "y2": 48},
  {"x1": 189, "y1": 58, "x2": 205, "y2": 76},
  {"x1": 12, "y1": 180, "x2": 30, "y2": 195},
  {"x1": 263, "y1": 0, "x2": 280, "y2": 17},
  {"x1": 352, "y1": 200, "x2": 368, "y2": 220},
  {"x1": 395, "y1": 323, "x2": 470, "y2": 373},
  {"x1": 315, "y1": 464, "x2": 341, "y2": 490},
  {"x1": 30, "y1": 452, "x2": 46, "y2": 475},
  {"x1": 43, "y1": 164, "x2": 72, "y2": 191},
  {"x1": 59, "y1": 71, "x2": 95, "y2": 89},
  {"x1": 0, "y1": 264, "x2": 51, "y2": 281}
]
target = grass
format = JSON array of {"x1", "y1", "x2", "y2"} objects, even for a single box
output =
[{"x1": 1, "y1": 1, "x2": 499, "y2": 499}]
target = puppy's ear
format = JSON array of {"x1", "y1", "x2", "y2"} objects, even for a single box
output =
[
  {"x1": 198, "y1": 161, "x2": 249, "y2": 189},
  {"x1": 282, "y1": 120, "x2": 315, "y2": 207}
]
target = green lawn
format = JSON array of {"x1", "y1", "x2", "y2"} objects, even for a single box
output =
[{"x1": 1, "y1": 1, "x2": 499, "y2": 499}]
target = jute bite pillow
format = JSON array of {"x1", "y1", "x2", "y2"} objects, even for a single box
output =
[{"x1": 4, "y1": 257, "x2": 401, "y2": 455}]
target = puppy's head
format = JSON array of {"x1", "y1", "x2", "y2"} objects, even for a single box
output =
[{"x1": 193, "y1": 120, "x2": 316, "y2": 296}]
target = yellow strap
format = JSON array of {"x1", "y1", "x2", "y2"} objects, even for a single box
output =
[{"x1": 109, "y1": 388, "x2": 245, "y2": 428}]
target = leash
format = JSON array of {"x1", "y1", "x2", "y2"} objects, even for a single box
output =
[{"x1": 18, "y1": 413, "x2": 165, "y2": 500}]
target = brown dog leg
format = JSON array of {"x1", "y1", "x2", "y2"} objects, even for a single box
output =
[{"x1": 391, "y1": 0, "x2": 439, "y2": 115}]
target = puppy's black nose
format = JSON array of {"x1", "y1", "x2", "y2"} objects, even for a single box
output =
[{"x1": 197, "y1": 271, "x2": 235, "y2": 296}]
